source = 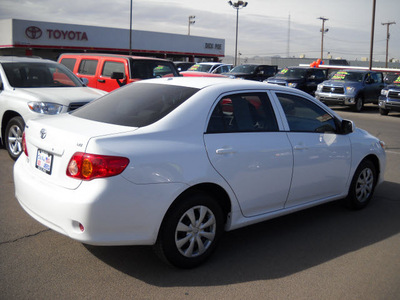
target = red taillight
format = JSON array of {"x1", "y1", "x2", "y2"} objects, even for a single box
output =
[
  {"x1": 66, "y1": 152, "x2": 129, "y2": 180},
  {"x1": 22, "y1": 131, "x2": 28, "y2": 157}
]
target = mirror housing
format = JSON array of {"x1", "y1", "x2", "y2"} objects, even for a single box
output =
[
  {"x1": 341, "y1": 119, "x2": 355, "y2": 134},
  {"x1": 111, "y1": 72, "x2": 126, "y2": 87}
]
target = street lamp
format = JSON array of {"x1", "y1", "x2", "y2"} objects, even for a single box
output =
[
  {"x1": 129, "y1": 0, "x2": 133, "y2": 55},
  {"x1": 318, "y1": 17, "x2": 328, "y2": 62},
  {"x1": 188, "y1": 16, "x2": 195, "y2": 35},
  {"x1": 228, "y1": 1, "x2": 248, "y2": 66}
]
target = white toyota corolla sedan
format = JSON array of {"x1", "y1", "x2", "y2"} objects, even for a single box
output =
[{"x1": 14, "y1": 77, "x2": 386, "y2": 268}]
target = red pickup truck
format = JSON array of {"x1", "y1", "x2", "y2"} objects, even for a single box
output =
[{"x1": 58, "y1": 53, "x2": 180, "y2": 92}]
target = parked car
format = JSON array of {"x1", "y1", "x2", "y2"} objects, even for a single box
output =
[
  {"x1": 315, "y1": 69, "x2": 385, "y2": 112},
  {"x1": 0, "y1": 56, "x2": 106, "y2": 160},
  {"x1": 187, "y1": 62, "x2": 231, "y2": 74},
  {"x1": 225, "y1": 64, "x2": 278, "y2": 81},
  {"x1": 14, "y1": 77, "x2": 386, "y2": 268},
  {"x1": 266, "y1": 67, "x2": 327, "y2": 95},
  {"x1": 379, "y1": 74, "x2": 400, "y2": 115},
  {"x1": 58, "y1": 53, "x2": 180, "y2": 92}
]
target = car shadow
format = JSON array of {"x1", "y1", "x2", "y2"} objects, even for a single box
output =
[{"x1": 84, "y1": 180, "x2": 400, "y2": 287}]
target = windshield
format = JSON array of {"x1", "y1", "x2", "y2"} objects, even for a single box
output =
[
  {"x1": 2, "y1": 62, "x2": 83, "y2": 88},
  {"x1": 130, "y1": 60, "x2": 179, "y2": 79},
  {"x1": 330, "y1": 71, "x2": 364, "y2": 82},
  {"x1": 230, "y1": 65, "x2": 257, "y2": 74},
  {"x1": 72, "y1": 82, "x2": 199, "y2": 127},
  {"x1": 188, "y1": 64, "x2": 213, "y2": 72},
  {"x1": 276, "y1": 68, "x2": 307, "y2": 78}
]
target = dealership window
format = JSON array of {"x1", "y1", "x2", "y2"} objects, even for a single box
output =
[
  {"x1": 78, "y1": 59, "x2": 98, "y2": 75},
  {"x1": 207, "y1": 92, "x2": 278, "y2": 133},
  {"x1": 102, "y1": 61, "x2": 125, "y2": 78}
]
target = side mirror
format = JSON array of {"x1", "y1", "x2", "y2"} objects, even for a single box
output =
[
  {"x1": 111, "y1": 72, "x2": 126, "y2": 87},
  {"x1": 341, "y1": 119, "x2": 354, "y2": 134},
  {"x1": 80, "y1": 77, "x2": 89, "y2": 86}
]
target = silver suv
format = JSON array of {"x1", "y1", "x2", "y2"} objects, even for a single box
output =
[{"x1": 0, "y1": 56, "x2": 107, "y2": 160}]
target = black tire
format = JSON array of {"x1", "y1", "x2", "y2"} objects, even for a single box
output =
[
  {"x1": 379, "y1": 108, "x2": 389, "y2": 116},
  {"x1": 353, "y1": 96, "x2": 364, "y2": 112},
  {"x1": 345, "y1": 160, "x2": 377, "y2": 210},
  {"x1": 5, "y1": 116, "x2": 25, "y2": 160},
  {"x1": 154, "y1": 192, "x2": 224, "y2": 268}
]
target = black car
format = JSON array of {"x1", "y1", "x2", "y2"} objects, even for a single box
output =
[
  {"x1": 266, "y1": 67, "x2": 327, "y2": 95},
  {"x1": 225, "y1": 64, "x2": 278, "y2": 81}
]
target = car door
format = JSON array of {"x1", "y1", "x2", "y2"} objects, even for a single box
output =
[
  {"x1": 76, "y1": 58, "x2": 98, "y2": 89},
  {"x1": 97, "y1": 59, "x2": 128, "y2": 92},
  {"x1": 204, "y1": 92, "x2": 293, "y2": 217},
  {"x1": 273, "y1": 92, "x2": 352, "y2": 207}
]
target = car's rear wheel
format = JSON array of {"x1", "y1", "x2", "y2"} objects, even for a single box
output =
[
  {"x1": 155, "y1": 192, "x2": 224, "y2": 268},
  {"x1": 353, "y1": 96, "x2": 364, "y2": 112},
  {"x1": 379, "y1": 108, "x2": 389, "y2": 115},
  {"x1": 345, "y1": 160, "x2": 377, "y2": 210},
  {"x1": 5, "y1": 116, "x2": 25, "y2": 160}
]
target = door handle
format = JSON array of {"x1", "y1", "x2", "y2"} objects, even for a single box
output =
[
  {"x1": 97, "y1": 79, "x2": 105, "y2": 83},
  {"x1": 216, "y1": 148, "x2": 236, "y2": 155}
]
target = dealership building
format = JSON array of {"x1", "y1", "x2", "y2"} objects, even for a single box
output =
[{"x1": 0, "y1": 19, "x2": 225, "y2": 62}]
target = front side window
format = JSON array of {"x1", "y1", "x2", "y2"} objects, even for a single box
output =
[
  {"x1": 276, "y1": 93, "x2": 337, "y2": 133},
  {"x1": 60, "y1": 58, "x2": 76, "y2": 72},
  {"x1": 78, "y1": 59, "x2": 98, "y2": 75},
  {"x1": 101, "y1": 61, "x2": 125, "y2": 77},
  {"x1": 207, "y1": 92, "x2": 278, "y2": 133},
  {"x1": 72, "y1": 82, "x2": 198, "y2": 127}
]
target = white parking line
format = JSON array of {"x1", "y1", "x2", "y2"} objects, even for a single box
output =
[{"x1": 386, "y1": 150, "x2": 400, "y2": 155}]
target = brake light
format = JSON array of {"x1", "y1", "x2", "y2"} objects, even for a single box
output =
[
  {"x1": 22, "y1": 131, "x2": 28, "y2": 157},
  {"x1": 66, "y1": 152, "x2": 129, "y2": 180}
]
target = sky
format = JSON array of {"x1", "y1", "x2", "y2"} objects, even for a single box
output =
[{"x1": 1, "y1": 0, "x2": 399, "y2": 62}]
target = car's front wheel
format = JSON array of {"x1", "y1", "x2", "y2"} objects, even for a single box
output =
[
  {"x1": 155, "y1": 192, "x2": 224, "y2": 268},
  {"x1": 5, "y1": 116, "x2": 25, "y2": 160},
  {"x1": 353, "y1": 96, "x2": 364, "y2": 112},
  {"x1": 345, "y1": 160, "x2": 377, "y2": 209},
  {"x1": 379, "y1": 108, "x2": 389, "y2": 115}
]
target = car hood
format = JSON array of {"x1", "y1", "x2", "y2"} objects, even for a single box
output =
[
  {"x1": 13, "y1": 87, "x2": 107, "y2": 104},
  {"x1": 387, "y1": 84, "x2": 400, "y2": 90}
]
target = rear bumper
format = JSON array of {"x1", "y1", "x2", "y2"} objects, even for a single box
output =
[{"x1": 14, "y1": 155, "x2": 187, "y2": 246}]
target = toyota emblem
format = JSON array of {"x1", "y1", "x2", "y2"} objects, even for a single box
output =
[
  {"x1": 25, "y1": 26, "x2": 42, "y2": 39},
  {"x1": 40, "y1": 129, "x2": 47, "y2": 139}
]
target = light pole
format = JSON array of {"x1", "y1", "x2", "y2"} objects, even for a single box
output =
[
  {"x1": 228, "y1": 1, "x2": 248, "y2": 66},
  {"x1": 188, "y1": 16, "x2": 195, "y2": 35},
  {"x1": 318, "y1": 17, "x2": 328, "y2": 62},
  {"x1": 381, "y1": 21, "x2": 396, "y2": 68}
]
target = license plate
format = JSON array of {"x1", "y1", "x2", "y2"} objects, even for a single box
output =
[{"x1": 35, "y1": 149, "x2": 53, "y2": 175}]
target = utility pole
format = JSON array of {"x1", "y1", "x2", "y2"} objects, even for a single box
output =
[
  {"x1": 381, "y1": 21, "x2": 396, "y2": 68},
  {"x1": 318, "y1": 17, "x2": 328, "y2": 61},
  {"x1": 369, "y1": 0, "x2": 376, "y2": 70},
  {"x1": 287, "y1": 14, "x2": 291, "y2": 58}
]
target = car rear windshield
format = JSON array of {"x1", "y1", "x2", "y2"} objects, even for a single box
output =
[
  {"x1": 2, "y1": 62, "x2": 83, "y2": 88},
  {"x1": 72, "y1": 82, "x2": 199, "y2": 127}
]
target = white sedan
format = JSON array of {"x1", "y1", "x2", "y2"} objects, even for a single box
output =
[{"x1": 14, "y1": 77, "x2": 386, "y2": 268}]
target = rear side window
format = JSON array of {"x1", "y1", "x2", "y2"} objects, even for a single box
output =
[
  {"x1": 78, "y1": 59, "x2": 98, "y2": 75},
  {"x1": 102, "y1": 61, "x2": 125, "y2": 77},
  {"x1": 130, "y1": 60, "x2": 178, "y2": 79},
  {"x1": 207, "y1": 92, "x2": 278, "y2": 133},
  {"x1": 72, "y1": 82, "x2": 199, "y2": 127},
  {"x1": 60, "y1": 58, "x2": 76, "y2": 71}
]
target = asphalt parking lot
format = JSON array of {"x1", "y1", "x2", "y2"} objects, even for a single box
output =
[{"x1": 1, "y1": 105, "x2": 399, "y2": 299}]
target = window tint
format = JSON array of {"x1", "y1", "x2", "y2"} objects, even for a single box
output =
[
  {"x1": 78, "y1": 60, "x2": 98, "y2": 75},
  {"x1": 276, "y1": 93, "x2": 337, "y2": 133},
  {"x1": 207, "y1": 92, "x2": 278, "y2": 133},
  {"x1": 313, "y1": 69, "x2": 326, "y2": 80},
  {"x1": 60, "y1": 58, "x2": 76, "y2": 71},
  {"x1": 72, "y1": 82, "x2": 199, "y2": 127},
  {"x1": 102, "y1": 61, "x2": 125, "y2": 77}
]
